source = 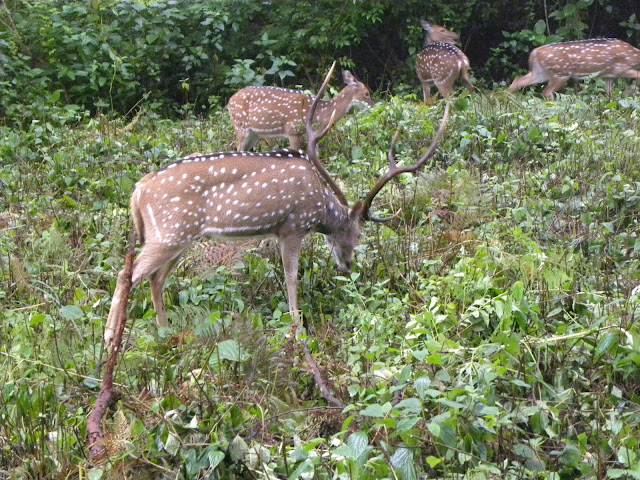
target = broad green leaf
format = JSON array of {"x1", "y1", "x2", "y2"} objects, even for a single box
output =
[
  {"x1": 426, "y1": 456, "x2": 442, "y2": 468},
  {"x1": 511, "y1": 281, "x2": 524, "y2": 302},
  {"x1": 391, "y1": 447, "x2": 417, "y2": 480},
  {"x1": 229, "y1": 435, "x2": 248, "y2": 462},
  {"x1": 394, "y1": 398, "x2": 422, "y2": 414},
  {"x1": 60, "y1": 305, "x2": 84, "y2": 321},
  {"x1": 207, "y1": 449, "x2": 225, "y2": 469},
  {"x1": 88, "y1": 468, "x2": 104, "y2": 480},
  {"x1": 360, "y1": 404, "x2": 384, "y2": 417},
  {"x1": 415, "y1": 376, "x2": 431, "y2": 399},
  {"x1": 217, "y1": 339, "x2": 249, "y2": 362},
  {"x1": 164, "y1": 432, "x2": 180, "y2": 456},
  {"x1": 289, "y1": 458, "x2": 314, "y2": 480},
  {"x1": 347, "y1": 431, "x2": 369, "y2": 459},
  {"x1": 594, "y1": 333, "x2": 618, "y2": 361}
]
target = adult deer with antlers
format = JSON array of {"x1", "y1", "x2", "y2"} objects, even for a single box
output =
[
  {"x1": 509, "y1": 38, "x2": 640, "y2": 99},
  {"x1": 228, "y1": 69, "x2": 374, "y2": 151},
  {"x1": 416, "y1": 21, "x2": 474, "y2": 100},
  {"x1": 104, "y1": 63, "x2": 449, "y2": 345}
]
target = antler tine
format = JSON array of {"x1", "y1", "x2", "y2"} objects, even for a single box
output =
[
  {"x1": 387, "y1": 126, "x2": 402, "y2": 170},
  {"x1": 305, "y1": 61, "x2": 349, "y2": 206},
  {"x1": 363, "y1": 102, "x2": 451, "y2": 222}
]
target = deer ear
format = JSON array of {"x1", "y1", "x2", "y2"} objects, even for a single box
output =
[
  {"x1": 350, "y1": 201, "x2": 365, "y2": 220},
  {"x1": 343, "y1": 70, "x2": 355, "y2": 85},
  {"x1": 420, "y1": 20, "x2": 431, "y2": 31}
]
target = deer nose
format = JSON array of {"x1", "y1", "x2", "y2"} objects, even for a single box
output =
[{"x1": 337, "y1": 261, "x2": 352, "y2": 273}]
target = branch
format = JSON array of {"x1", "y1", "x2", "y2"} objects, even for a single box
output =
[
  {"x1": 300, "y1": 339, "x2": 345, "y2": 409},
  {"x1": 87, "y1": 230, "x2": 136, "y2": 462}
]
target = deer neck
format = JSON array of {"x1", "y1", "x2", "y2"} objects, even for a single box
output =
[
  {"x1": 313, "y1": 90, "x2": 355, "y2": 127},
  {"x1": 315, "y1": 188, "x2": 351, "y2": 234}
]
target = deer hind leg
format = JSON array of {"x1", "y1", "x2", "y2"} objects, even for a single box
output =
[
  {"x1": 278, "y1": 233, "x2": 303, "y2": 323},
  {"x1": 460, "y1": 66, "x2": 475, "y2": 93},
  {"x1": 420, "y1": 80, "x2": 433, "y2": 102},
  {"x1": 541, "y1": 77, "x2": 569, "y2": 99},
  {"x1": 149, "y1": 255, "x2": 183, "y2": 328},
  {"x1": 238, "y1": 130, "x2": 260, "y2": 151},
  {"x1": 104, "y1": 243, "x2": 188, "y2": 344},
  {"x1": 436, "y1": 81, "x2": 454, "y2": 98},
  {"x1": 611, "y1": 69, "x2": 640, "y2": 89}
]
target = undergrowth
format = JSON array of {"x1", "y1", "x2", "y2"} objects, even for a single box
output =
[{"x1": 2, "y1": 91, "x2": 640, "y2": 479}]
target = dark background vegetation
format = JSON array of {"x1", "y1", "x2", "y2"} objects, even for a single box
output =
[{"x1": 2, "y1": 0, "x2": 640, "y2": 118}]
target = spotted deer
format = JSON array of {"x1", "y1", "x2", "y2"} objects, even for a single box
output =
[
  {"x1": 416, "y1": 20, "x2": 474, "y2": 100},
  {"x1": 227, "y1": 69, "x2": 374, "y2": 151},
  {"x1": 104, "y1": 63, "x2": 450, "y2": 345},
  {"x1": 509, "y1": 38, "x2": 640, "y2": 99}
]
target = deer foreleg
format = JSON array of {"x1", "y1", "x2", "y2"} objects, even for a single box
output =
[{"x1": 279, "y1": 233, "x2": 303, "y2": 323}]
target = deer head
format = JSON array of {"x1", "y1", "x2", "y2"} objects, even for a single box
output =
[
  {"x1": 509, "y1": 38, "x2": 640, "y2": 99},
  {"x1": 104, "y1": 62, "x2": 449, "y2": 345},
  {"x1": 228, "y1": 69, "x2": 374, "y2": 151},
  {"x1": 416, "y1": 21, "x2": 474, "y2": 100},
  {"x1": 420, "y1": 20, "x2": 460, "y2": 46}
]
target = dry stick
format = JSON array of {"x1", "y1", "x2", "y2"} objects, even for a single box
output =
[
  {"x1": 300, "y1": 340, "x2": 345, "y2": 409},
  {"x1": 87, "y1": 230, "x2": 136, "y2": 462}
]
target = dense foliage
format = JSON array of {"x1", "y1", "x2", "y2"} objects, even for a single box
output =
[
  {"x1": 1, "y1": 0, "x2": 639, "y2": 116},
  {"x1": 3, "y1": 0, "x2": 640, "y2": 479}
]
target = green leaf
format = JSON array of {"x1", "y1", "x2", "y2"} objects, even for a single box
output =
[
  {"x1": 348, "y1": 431, "x2": 369, "y2": 458},
  {"x1": 415, "y1": 376, "x2": 431, "y2": 399},
  {"x1": 88, "y1": 468, "x2": 104, "y2": 480},
  {"x1": 594, "y1": 332, "x2": 618, "y2": 361},
  {"x1": 217, "y1": 339, "x2": 249, "y2": 362},
  {"x1": 391, "y1": 447, "x2": 417, "y2": 480},
  {"x1": 29, "y1": 314, "x2": 47, "y2": 327},
  {"x1": 207, "y1": 449, "x2": 225, "y2": 469},
  {"x1": 360, "y1": 403, "x2": 388, "y2": 417},
  {"x1": 229, "y1": 435, "x2": 248, "y2": 462},
  {"x1": 511, "y1": 281, "x2": 524, "y2": 302},
  {"x1": 289, "y1": 458, "x2": 314, "y2": 480},
  {"x1": 396, "y1": 416, "x2": 421, "y2": 433},
  {"x1": 164, "y1": 432, "x2": 180, "y2": 456},
  {"x1": 534, "y1": 19, "x2": 547, "y2": 35},
  {"x1": 394, "y1": 398, "x2": 422, "y2": 414},
  {"x1": 60, "y1": 305, "x2": 84, "y2": 321},
  {"x1": 426, "y1": 456, "x2": 442, "y2": 468}
]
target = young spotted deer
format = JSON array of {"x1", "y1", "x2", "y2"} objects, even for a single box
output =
[
  {"x1": 227, "y1": 69, "x2": 374, "y2": 151},
  {"x1": 416, "y1": 20, "x2": 475, "y2": 100},
  {"x1": 509, "y1": 39, "x2": 640, "y2": 99},
  {"x1": 104, "y1": 63, "x2": 450, "y2": 345}
]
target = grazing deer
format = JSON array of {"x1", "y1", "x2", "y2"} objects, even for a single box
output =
[
  {"x1": 416, "y1": 20, "x2": 474, "y2": 100},
  {"x1": 104, "y1": 63, "x2": 450, "y2": 345},
  {"x1": 227, "y1": 70, "x2": 374, "y2": 151},
  {"x1": 509, "y1": 38, "x2": 640, "y2": 99}
]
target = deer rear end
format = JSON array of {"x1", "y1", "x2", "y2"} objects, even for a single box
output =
[{"x1": 509, "y1": 38, "x2": 640, "y2": 99}]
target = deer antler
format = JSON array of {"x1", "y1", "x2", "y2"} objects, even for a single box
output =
[
  {"x1": 363, "y1": 101, "x2": 451, "y2": 222},
  {"x1": 305, "y1": 61, "x2": 349, "y2": 206}
]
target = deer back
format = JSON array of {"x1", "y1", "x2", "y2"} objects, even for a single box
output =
[
  {"x1": 416, "y1": 44, "x2": 470, "y2": 81},
  {"x1": 227, "y1": 70, "x2": 373, "y2": 150},
  {"x1": 529, "y1": 39, "x2": 640, "y2": 79},
  {"x1": 130, "y1": 150, "x2": 349, "y2": 246},
  {"x1": 228, "y1": 87, "x2": 311, "y2": 139}
]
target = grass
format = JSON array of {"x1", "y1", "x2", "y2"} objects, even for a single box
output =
[{"x1": 1, "y1": 89, "x2": 640, "y2": 479}]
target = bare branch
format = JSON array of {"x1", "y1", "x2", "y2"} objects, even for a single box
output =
[{"x1": 88, "y1": 230, "x2": 136, "y2": 462}]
